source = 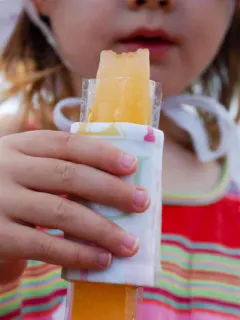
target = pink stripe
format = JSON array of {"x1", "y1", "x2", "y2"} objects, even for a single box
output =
[
  {"x1": 0, "y1": 309, "x2": 21, "y2": 320},
  {"x1": 80, "y1": 270, "x2": 88, "y2": 281},
  {"x1": 144, "y1": 287, "x2": 240, "y2": 311},
  {"x1": 22, "y1": 288, "x2": 66, "y2": 307},
  {"x1": 138, "y1": 304, "x2": 238, "y2": 320},
  {"x1": 26, "y1": 317, "x2": 53, "y2": 320},
  {"x1": 138, "y1": 303, "x2": 189, "y2": 320},
  {"x1": 191, "y1": 312, "x2": 238, "y2": 320}
]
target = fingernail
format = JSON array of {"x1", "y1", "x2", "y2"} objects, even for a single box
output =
[
  {"x1": 133, "y1": 188, "x2": 149, "y2": 209},
  {"x1": 121, "y1": 233, "x2": 139, "y2": 254},
  {"x1": 120, "y1": 153, "x2": 137, "y2": 170},
  {"x1": 97, "y1": 253, "x2": 112, "y2": 268}
]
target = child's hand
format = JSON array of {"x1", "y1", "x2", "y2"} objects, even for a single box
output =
[{"x1": 0, "y1": 131, "x2": 149, "y2": 277}]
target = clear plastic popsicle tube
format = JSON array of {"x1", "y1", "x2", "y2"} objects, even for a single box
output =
[{"x1": 63, "y1": 78, "x2": 163, "y2": 320}]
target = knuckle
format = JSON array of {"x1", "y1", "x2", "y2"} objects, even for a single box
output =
[
  {"x1": 97, "y1": 141, "x2": 120, "y2": 169},
  {"x1": 108, "y1": 151, "x2": 121, "y2": 169},
  {"x1": 70, "y1": 245, "x2": 85, "y2": 266},
  {"x1": 95, "y1": 140, "x2": 108, "y2": 156},
  {"x1": 35, "y1": 238, "x2": 56, "y2": 259},
  {"x1": 68, "y1": 244, "x2": 96, "y2": 269},
  {"x1": 57, "y1": 132, "x2": 76, "y2": 151},
  {"x1": 104, "y1": 222, "x2": 120, "y2": 241},
  {"x1": 54, "y1": 162, "x2": 76, "y2": 184},
  {"x1": 53, "y1": 198, "x2": 72, "y2": 223},
  {"x1": 96, "y1": 215, "x2": 120, "y2": 238},
  {"x1": 111, "y1": 178, "x2": 130, "y2": 197},
  {"x1": 111, "y1": 180, "x2": 134, "y2": 210}
]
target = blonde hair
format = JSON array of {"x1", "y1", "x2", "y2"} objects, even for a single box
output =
[{"x1": 1, "y1": 11, "x2": 240, "y2": 147}]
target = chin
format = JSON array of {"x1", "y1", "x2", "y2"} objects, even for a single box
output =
[{"x1": 150, "y1": 67, "x2": 188, "y2": 98}]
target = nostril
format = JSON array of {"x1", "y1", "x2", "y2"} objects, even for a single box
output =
[
  {"x1": 158, "y1": 0, "x2": 174, "y2": 10},
  {"x1": 159, "y1": 0, "x2": 168, "y2": 6},
  {"x1": 128, "y1": 0, "x2": 174, "y2": 10},
  {"x1": 128, "y1": 0, "x2": 147, "y2": 9},
  {"x1": 136, "y1": 0, "x2": 147, "y2": 5}
]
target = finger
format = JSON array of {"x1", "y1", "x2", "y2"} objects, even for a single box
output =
[
  {"x1": 0, "y1": 221, "x2": 112, "y2": 270},
  {"x1": 0, "y1": 259, "x2": 27, "y2": 284},
  {"x1": 12, "y1": 156, "x2": 150, "y2": 213},
  {"x1": 7, "y1": 188, "x2": 140, "y2": 257},
  {"x1": 4, "y1": 130, "x2": 137, "y2": 176}
]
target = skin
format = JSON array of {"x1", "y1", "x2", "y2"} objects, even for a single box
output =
[
  {"x1": 0, "y1": 0, "x2": 238, "y2": 283},
  {"x1": 39, "y1": 0, "x2": 235, "y2": 96}
]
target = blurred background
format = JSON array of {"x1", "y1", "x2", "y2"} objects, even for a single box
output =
[
  {"x1": 0, "y1": 0, "x2": 238, "y2": 117},
  {"x1": 0, "y1": 5, "x2": 83, "y2": 318},
  {"x1": 0, "y1": 0, "x2": 22, "y2": 51},
  {"x1": 0, "y1": 1, "x2": 238, "y2": 318}
]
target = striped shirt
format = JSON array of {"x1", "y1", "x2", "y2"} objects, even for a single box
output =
[{"x1": 1, "y1": 158, "x2": 240, "y2": 319}]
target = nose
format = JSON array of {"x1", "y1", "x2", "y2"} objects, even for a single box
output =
[{"x1": 127, "y1": 0, "x2": 174, "y2": 11}]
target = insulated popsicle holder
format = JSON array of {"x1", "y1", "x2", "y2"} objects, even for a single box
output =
[{"x1": 53, "y1": 78, "x2": 164, "y2": 320}]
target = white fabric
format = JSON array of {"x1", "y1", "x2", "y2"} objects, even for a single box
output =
[
  {"x1": 22, "y1": 0, "x2": 56, "y2": 48},
  {"x1": 0, "y1": 0, "x2": 22, "y2": 51},
  {"x1": 53, "y1": 94, "x2": 240, "y2": 187},
  {"x1": 23, "y1": 0, "x2": 71, "y2": 68}
]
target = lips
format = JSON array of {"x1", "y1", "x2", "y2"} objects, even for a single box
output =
[
  {"x1": 118, "y1": 27, "x2": 178, "y2": 59},
  {"x1": 121, "y1": 28, "x2": 178, "y2": 45}
]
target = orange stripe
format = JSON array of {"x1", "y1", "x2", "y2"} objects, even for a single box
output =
[
  {"x1": 0, "y1": 296, "x2": 19, "y2": 309},
  {"x1": 162, "y1": 261, "x2": 240, "y2": 286},
  {"x1": 0, "y1": 283, "x2": 20, "y2": 296},
  {"x1": 24, "y1": 263, "x2": 56, "y2": 273},
  {"x1": 24, "y1": 265, "x2": 58, "y2": 277}
]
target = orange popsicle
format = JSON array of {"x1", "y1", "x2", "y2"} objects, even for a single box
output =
[
  {"x1": 71, "y1": 49, "x2": 151, "y2": 320},
  {"x1": 71, "y1": 283, "x2": 138, "y2": 320},
  {"x1": 88, "y1": 49, "x2": 152, "y2": 124}
]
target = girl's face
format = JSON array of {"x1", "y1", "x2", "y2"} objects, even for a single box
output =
[{"x1": 40, "y1": 0, "x2": 235, "y2": 97}]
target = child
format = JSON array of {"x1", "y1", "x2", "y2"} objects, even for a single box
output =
[{"x1": 0, "y1": 0, "x2": 240, "y2": 319}]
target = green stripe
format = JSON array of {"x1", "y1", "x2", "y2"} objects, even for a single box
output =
[
  {"x1": 191, "y1": 302, "x2": 240, "y2": 316},
  {"x1": 162, "y1": 234, "x2": 240, "y2": 256},
  {"x1": 22, "y1": 296, "x2": 63, "y2": 314},
  {"x1": 0, "y1": 300, "x2": 20, "y2": 316},
  {"x1": 163, "y1": 158, "x2": 229, "y2": 204},
  {"x1": 162, "y1": 247, "x2": 240, "y2": 275},
  {"x1": 161, "y1": 245, "x2": 192, "y2": 268},
  {"x1": 0, "y1": 279, "x2": 65, "y2": 305},
  {"x1": 191, "y1": 253, "x2": 240, "y2": 269},
  {"x1": 157, "y1": 275, "x2": 240, "y2": 303},
  {"x1": 0, "y1": 293, "x2": 20, "y2": 307},
  {"x1": 23, "y1": 270, "x2": 59, "y2": 286},
  {"x1": 144, "y1": 292, "x2": 189, "y2": 310},
  {"x1": 22, "y1": 281, "x2": 66, "y2": 299}
]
